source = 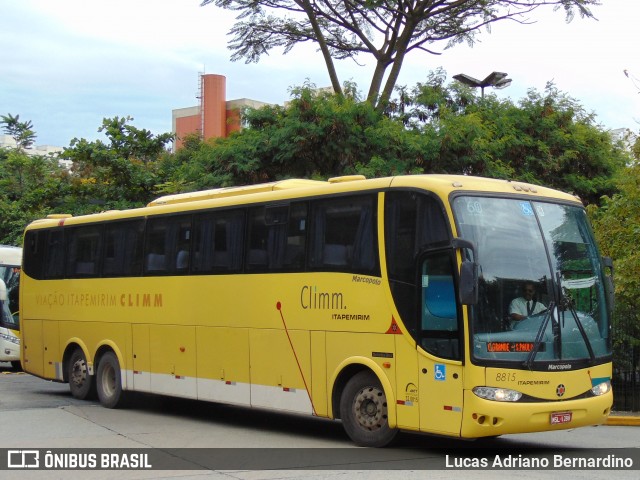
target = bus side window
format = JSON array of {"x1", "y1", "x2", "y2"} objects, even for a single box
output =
[
  {"x1": 23, "y1": 230, "x2": 47, "y2": 280},
  {"x1": 44, "y1": 229, "x2": 65, "y2": 279},
  {"x1": 283, "y1": 203, "x2": 307, "y2": 270},
  {"x1": 246, "y1": 207, "x2": 271, "y2": 270},
  {"x1": 66, "y1": 225, "x2": 103, "y2": 278},
  {"x1": 192, "y1": 209, "x2": 245, "y2": 274},
  {"x1": 246, "y1": 203, "x2": 308, "y2": 272},
  {"x1": 309, "y1": 195, "x2": 378, "y2": 275},
  {"x1": 144, "y1": 215, "x2": 192, "y2": 275},
  {"x1": 103, "y1": 220, "x2": 144, "y2": 277},
  {"x1": 420, "y1": 254, "x2": 460, "y2": 360}
]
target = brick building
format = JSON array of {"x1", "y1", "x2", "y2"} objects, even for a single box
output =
[{"x1": 171, "y1": 73, "x2": 269, "y2": 151}]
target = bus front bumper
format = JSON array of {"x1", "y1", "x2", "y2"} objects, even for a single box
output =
[{"x1": 460, "y1": 389, "x2": 613, "y2": 438}]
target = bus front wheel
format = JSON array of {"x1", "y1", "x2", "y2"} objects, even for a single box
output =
[
  {"x1": 68, "y1": 348, "x2": 95, "y2": 400},
  {"x1": 339, "y1": 370, "x2": 398, "y2": 447},
  {"x1": 96, "y1": 351, "x2": 127, "y2": 408}
]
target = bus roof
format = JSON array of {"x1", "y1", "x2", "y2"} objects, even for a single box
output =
[
  {"x1": 147, "y1": 178, "x2": 328, "y2": 207},
  {"x1": 0, "y1": 245, "x2": 22, "y2": 267},
  {"x1": 28, "y1": 174, "x2": 581, "y2": 230},
  {"x1": 148, "y1": 175, "x2": 580, "y2": 207}
]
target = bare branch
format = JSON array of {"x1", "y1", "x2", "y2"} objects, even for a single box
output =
[{"x1": 202, "y1": 0, "x2": 601, "y2": 109}]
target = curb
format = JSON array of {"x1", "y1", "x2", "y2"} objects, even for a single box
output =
[{"x1": 605, "y1": 415, "x2": 640, "y2": 426}]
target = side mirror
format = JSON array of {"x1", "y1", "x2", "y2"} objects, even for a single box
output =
[
  {"x1": 459, "y1": 260, "x2": 479, "y2": 305},
  {"x1": 452, "y1": 238, "x2": 478, "y2": 305},
  {"x1": 0, "y1": 279, "x2": 6, "y2": 302}
]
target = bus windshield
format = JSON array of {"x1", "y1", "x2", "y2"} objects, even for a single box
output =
[
  {"x1": 0, "y1": 265, "x2": 20, "y2": 316},
  {"x1": 1, "y1": 299, "x2": 18, "y2": 330},
  {"x1": 453, "y1": 196, "x2": 611, "y2": 367}
]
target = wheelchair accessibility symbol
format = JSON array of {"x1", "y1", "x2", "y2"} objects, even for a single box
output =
[
  {"x1": 434, "y1": 364, "x2": 446, "y2": 381},
  {"x1": 520, "y1": 202, "x2": 534, "y2": 216}
]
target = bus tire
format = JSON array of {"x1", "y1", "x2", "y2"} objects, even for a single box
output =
[
  {"x1": 68, "y1": 348, "x2": 95, "y2": 400},
  {"x1": 10, "y1": 360, "x2": 21, "y2": 371},
  {"x1": 96, "y1": 351, "x2": 127, "y2": 409},
  {"x1": 339, "y1": 370, "x2": 398, "y2": 447}
]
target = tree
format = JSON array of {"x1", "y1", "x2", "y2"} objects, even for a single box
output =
[
  {"x1": 0, "y1": 146, "x2": 69, "y2": 244},
  {"x1": 385, "y1": 72, "x2": 628, "y2": 203},
  {"x1": 588, "y1": 164, "x2": 640, "y2": 397},
  {"x1": 1, "y1": 113, "x2": 37, "y2": 150},
  {"x1": 202, "y1": 0, "x2": 598, "y2": 109},
  {"x1": 62, "y1": 117, "x2": 175, "y2": 211},
  {"x1": 432, "y1": 81, "x2": 629, "y2": 203}
]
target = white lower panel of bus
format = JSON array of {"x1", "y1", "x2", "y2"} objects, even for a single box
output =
[
  {"x1": 197, "y1": 377, "x2": 251, "y2": 406},
  {"x1": 250, "y1": 383, "x2": 313, "y2": 414},
  {"x1": 150, "y1": 372, "x2": 199, "y2": 400},
  {"x1": 122, "y1": 370, "x2": 312, "y2": 414}
]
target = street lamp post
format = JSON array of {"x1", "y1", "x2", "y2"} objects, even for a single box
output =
[{"x1": 453, "y1": 71, "x2": 512, "y2": 98}]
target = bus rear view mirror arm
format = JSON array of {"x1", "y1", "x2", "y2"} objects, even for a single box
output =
[{"x1": 451, "y1": 238, "x2": 476, "y2": 258}]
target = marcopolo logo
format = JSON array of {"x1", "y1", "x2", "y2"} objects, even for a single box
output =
[{"x1": 548, "y1": 364, "x2": 572, "y2": 371}]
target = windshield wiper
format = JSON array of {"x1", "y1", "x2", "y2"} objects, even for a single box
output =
[
  {"x1": 523, "y1": 300, "x2": 555, "y2": 369},
  {"x1": 524, "y1": 275, "x2": 560, "y2": 368},
  {"x1": 559, "y1": 289, "x2": 596, "y2": 363}
]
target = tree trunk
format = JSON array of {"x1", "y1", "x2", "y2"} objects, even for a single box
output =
[
  {"x1": 367, "y1": 60, "x2": 390, "y2": 107},
  {"x1": 299, "y1": 0, "x2": 343, "y2": 96},
  {"x1": 379, "y1": 47, "x2": 408, "y2": 111},
  {"x1": 376, "y1": 15, "x2": 418, "y2": 111}
]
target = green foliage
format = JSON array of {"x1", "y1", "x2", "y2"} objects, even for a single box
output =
[
  {"x1": 0, "y1": 115, "x2": 177, "y2": 243},
  {"x1": 61, "y1": 116, "x2": 175, "y2": 213},
  {"x1": 394, "y1": 79, "x2": 629, "y2": 204},
  {"x1": 0, "y1": 147, "x2": 69, "y2": 244},
  {"x1": 588, "y1": 165, "x2": 640, "y2": 373},
  {"x1": 1, "y1": 113, "x2": 37, "y2": 150}
]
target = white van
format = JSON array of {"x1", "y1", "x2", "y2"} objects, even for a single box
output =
[{"x1": 0, "y1": 245, "x2": 21, "y2": 369}]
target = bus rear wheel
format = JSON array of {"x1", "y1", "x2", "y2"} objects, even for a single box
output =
[
  {"x1": 68, "y1": 348, "x2": 95, "y2": 400},
  {"x1": 96, "y1": 351, "x2": 127, "y2": 408},
  {"x1": 339, "y1": 370, "x2": 398, "y2": 447}
]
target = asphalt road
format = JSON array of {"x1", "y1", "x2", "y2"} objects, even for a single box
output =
[{"x1": 1, "y1": 361, "x2": 638, "y2": 479}]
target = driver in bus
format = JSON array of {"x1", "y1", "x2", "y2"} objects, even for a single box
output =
[{"x1": 509, "y1": 281, "x2": 546, "y2": 325}]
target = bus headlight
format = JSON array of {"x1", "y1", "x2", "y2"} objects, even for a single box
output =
[
  {"x1": 0, "y1": 333, "x2": 20, "y2": 345},
  {"x1": 473, "y1": 386, "x2": 522, "y2": 402},
  {"x1": 591, "y1": 380, "x2": 611, "y2": 396}
]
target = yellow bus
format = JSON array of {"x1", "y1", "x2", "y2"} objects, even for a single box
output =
[{"x1": 20, "y1": 175, "x2": 614, "y2": 446}]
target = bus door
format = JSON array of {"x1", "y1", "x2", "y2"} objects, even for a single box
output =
[{"x1": 416, "y1": 253, "x2": 464, "y2": 436}]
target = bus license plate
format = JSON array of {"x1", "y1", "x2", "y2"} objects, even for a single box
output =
[{"x1": 550, "y1": 412, "x2": 572, "y2": 425}]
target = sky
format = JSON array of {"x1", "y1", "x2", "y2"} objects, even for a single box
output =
[{"x1": 1, "y1": 0, "x2": 639, "y2": 148}]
